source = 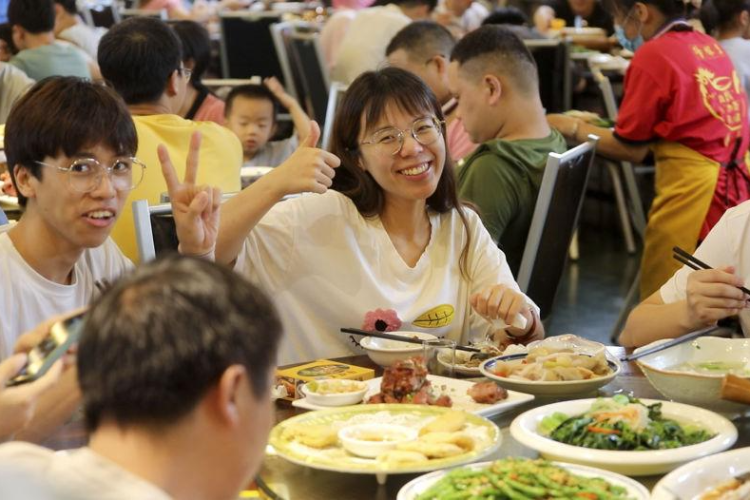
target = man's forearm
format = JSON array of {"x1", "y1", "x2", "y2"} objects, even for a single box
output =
[{"x1": 574, "y1": 122, "x2": 650, "y2": 164}]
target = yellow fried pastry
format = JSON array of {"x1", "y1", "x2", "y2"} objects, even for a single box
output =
[
  {"x1": 281, "y1": 424, "x2": 338, "y2": 449},
  {"x1": 376, "y1": 450, "x2": 429, "y2": 466},
  {"x1": 396, "y1": 440, "x2": 464, "y2": 458},
  {"x1": 419, "y1": 432, "x2": 475, "y2": 452},
  {"x1": 419, "y1": 410, "x2": 467, "y2": 436}
]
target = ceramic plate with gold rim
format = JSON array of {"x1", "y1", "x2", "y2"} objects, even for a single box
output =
[{"x1": 268, "y1": 404, "x2": 501, "y2": 476}]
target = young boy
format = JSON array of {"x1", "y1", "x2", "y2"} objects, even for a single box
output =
[
  {"x1": 224, "y1": 77, "x2": 311, "y2": 167},
  {"x1": 448, "y1": 26, "x2": 567, "y2": 275}
]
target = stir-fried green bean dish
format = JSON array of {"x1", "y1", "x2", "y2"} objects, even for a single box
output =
[
  {"x1": 539, "y1": 395, "x2": 714, "y2": 450},
  {"x1": 415, "y1": 458, "x2": 633, "y2": 500}
]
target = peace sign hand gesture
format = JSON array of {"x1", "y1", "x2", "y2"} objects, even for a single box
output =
[{"x1": 158, "y1": 132, "x2": 221, "y2": 258}]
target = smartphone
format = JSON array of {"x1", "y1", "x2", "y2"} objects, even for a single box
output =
[{"x1": 5, "y1": 313, "x2": 85, "y2": 387}]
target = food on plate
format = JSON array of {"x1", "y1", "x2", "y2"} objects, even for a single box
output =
[
  {"x1": 467, "y1": 381, "x2": 508, "y2": 404},
  {"x1": 451, "y1": 342, "x2": 504, "y2": 370},
  {"x1": 366, "y1": 357, "x2": 452, "y2": 407},
  {"x1": 419, "y1": 410, "x2": 466, "y2": 435},
  {"x1": 700, "y1": 475, "x2": 750, "y2": 500},
  {"x1": 280, "y1": 424, "x2": 338, "y2": 449},
  {"x1": 377, "y1": 450, "x2": 429, "y2": 466},
  {"x1": 305, "y1": 379, "x2": 366, "y2": 395},
  {"x1": 396, "y1": 440, "x2": 464, "y2": 459},
  {"x1": 491, "y1": 345, "x2": 613, "y2": 382},
  {"x1": 539, "y1": 394, "x2": 715, "y2": 450},
  {"x1": 414, "y1": 457, "x2": 634, "y2": 500},
  {"x1": 670, "y1": 361, "x2": 750, "y2": 377},
  {"x1": 419, "y1": 431, "x2": 475, "y2": 452}
]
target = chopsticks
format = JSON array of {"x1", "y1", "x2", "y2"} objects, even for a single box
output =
[
  {"x1": 340, "y1": 328, "x2": 482, "y2": 353},
  {"x1": 621, "y1": 325, "x2": 724, "y2": 362},
  {"x1": 673, "y1": 246, "x2": 750, "y2": 296}
]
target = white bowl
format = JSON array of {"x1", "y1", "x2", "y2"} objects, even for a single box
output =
[
  {"x1": 338, "y1": 423, "x2": 418, "y2": 458},
  {"x1": 652, "y1": 447, "x2": 750, "y2": 500},
  {"x1": 510, "y1": 398, "x2": 737, "y2": 476},
  {"x1": 636, "y1": 337, "x2": 750, "y2": 414},
  {"x1": 479, "y1": 352, "x2": 620, "y2": 397},
  {"x1": 359, "y1": 331, "x2": 437, "y2": 368},
  {"x1": 300, "y1": 379, "x2": 368, "y2": 407},
  {"x1": 397, "y1": 460, "x2": 650, "y2": 500}
]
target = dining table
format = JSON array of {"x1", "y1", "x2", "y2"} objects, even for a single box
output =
[{"x1": 258, "y1": 346, "x2": 750, "y2": 500}]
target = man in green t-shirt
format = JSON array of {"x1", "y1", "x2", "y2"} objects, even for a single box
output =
[{"x1": 448, "y1": 25, "x2": 567, "y2": 274}]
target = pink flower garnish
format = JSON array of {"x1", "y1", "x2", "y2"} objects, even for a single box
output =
[{"x1": 362, "y1": 308, "x2": 402, "y2": 332}]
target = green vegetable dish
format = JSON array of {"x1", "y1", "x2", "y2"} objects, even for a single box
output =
[
  {"x1": 539, "y1": 395, "x2": 715, "y2": 450},
  {"x1": 415, "y1": 458, "x2": 633, "y2": 500}
]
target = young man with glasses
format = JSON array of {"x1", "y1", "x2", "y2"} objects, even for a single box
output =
[
  {"x1": 448, "y1": 26, "x2": 567, "y2": 275},
  {"x1": 98, "y1": 16, "x2": 241, "y2": 261},
  {"x1": 0, "y1": 76, "x2": 220, "y2": 441}
]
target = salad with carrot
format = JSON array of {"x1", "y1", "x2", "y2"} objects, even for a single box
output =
[{"x1": 539, "y1": 395, "x2": 714, "y2": 450}]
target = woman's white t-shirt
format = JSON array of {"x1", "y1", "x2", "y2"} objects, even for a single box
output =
[
  {"x1": 660, "y1": 200, "x2": 750, "y2": 335},
  {"x1": 0, "y1": 233, "x2": 132, "y2": 358},
  {"x1": 235, "y1": 191, "x2": 532, "y2": 365}
]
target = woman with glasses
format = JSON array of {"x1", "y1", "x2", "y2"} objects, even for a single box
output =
[
  {"x1": 548, "y1": 0, "x2": 750, "y2": 302},
  {"x1": 217, "y1": 67, "x2": 543, "y2": 365}
]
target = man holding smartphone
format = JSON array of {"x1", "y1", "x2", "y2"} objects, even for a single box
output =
[
  {"x1": 0, "y1": 256, "x2": 283, "y2": 500},
  {"x1": 0, "y1": 76, "x2": 220, "y2": 441}
]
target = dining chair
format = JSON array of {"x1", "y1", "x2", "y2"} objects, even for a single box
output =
[
  {"x1": 288, "y1": 31, "x2": 330, "y2": 125},
  {"x1": 271, "y1": 21, "x2": 320, "y2": 105},
  {"x1": 132, "y1": 199, "x2": 176, "y2": 262},
  {"x1": 321, "y1": 82, "x2": 347, "y2": 151},
  {"x1": 516, "y1": 135, "x2": 599, "y2": 319},
  {"x1": 524, "y1": 39, "x2": 572, "y2": 114},
  {"x1": 79, "y1": 0, "x2": 121, "y2": 28},
  {"x1": 218, "y1": 12, "x2": 285, "y2": 81}
]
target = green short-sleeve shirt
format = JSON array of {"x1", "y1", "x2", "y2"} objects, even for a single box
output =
[{"x1": 456, "y1": 130, "x2": 567, "y2": 275}]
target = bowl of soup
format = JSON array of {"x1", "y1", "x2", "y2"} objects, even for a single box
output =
[{"x1": 636, "y1": 337, "x2": 750, "y2": 414}]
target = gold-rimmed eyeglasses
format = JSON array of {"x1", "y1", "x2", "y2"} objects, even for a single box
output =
[
  {"x1": 35, "y1": 157, "x2": 146, "y2": 193},
  {"x1": 360, "y1": 116, "x2": 444, "y2": 156}
]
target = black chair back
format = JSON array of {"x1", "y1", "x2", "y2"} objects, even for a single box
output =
[
  {"x1": 219, "y1": 12, "x2": 285, "y2": 82},
  {"x1": 524, "y1": 39, "x2": 572, "y2": 113},
  {"x1": 516, "y1": 136, "x2": 598, "y2": 318},
  {"x1": 81, "y1": 2, "x2": 121, "y2": 28},
  {"x1": 289, "y1": 32, "x2": 329, "y2": 125}
]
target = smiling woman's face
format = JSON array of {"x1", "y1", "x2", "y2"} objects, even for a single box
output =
[{"x1": 357, "y1": 102, "x2": 446, "y2": 205}]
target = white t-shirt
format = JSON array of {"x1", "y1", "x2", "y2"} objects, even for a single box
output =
[
  {"x1": 329, "y1": 4, "x2": 411, "y2": 84},
  {"x1": 0, "y1": 443, "x2": 171, "y2": 500},
  {"x1": 0, "y1": 233, "x2": 132, "y2": 358},
  {"x1": 58, "y1": 23, "x2": 106, "y2": 59},
  {"x1": 660, "y1": 200, "x2": 750, "y2": 335},
  {"x1": 0, "y1": 62, "x2": 34, "y2": 124},
  {"x1": 721, "y1": 38, "x2": 750, "y2": 123},
  {"x1": 236, "y1": 191, "x2": 532, "y2": 365}
]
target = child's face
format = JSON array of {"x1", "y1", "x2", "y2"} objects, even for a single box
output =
[{"x1": 225, "y1": 96, "x2": 276, "y2": 159}]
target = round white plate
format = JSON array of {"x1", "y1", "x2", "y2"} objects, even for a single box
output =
[
  {"x1": 652, "y1": 447, "x2": 750, "y2": 500},
  {"x1": 510, "y1": 398, "x2": 737, "y2": 476},
  {"x1": 397, "y1": 460, "x2": 650, "y2": 499},
  {"x1": 479, "y1": 353, "x2": 620, "y2": 397}
]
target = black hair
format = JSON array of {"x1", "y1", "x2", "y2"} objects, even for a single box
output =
[
  {"x1": 602, "y1": 0, "x2": 686, "y2": 19},
  {"x1": 700, "y1": 0, "x2": 750, "y2": 33},
  {"x1": 0, "y1": 23, "x2": 18, "y2": 55},
  {"x1": 224, "y1": 84, "x2": 279, "y2": 121},
  {"x1": 171, "y1": 20, "x2": 211, "y2": 92},
  {"x1": 385, "y1": 21, "x2": 455, "y2": 59},
  {"x1": 482, "y1": 6, "x2": 530, "y2": 26},
  {"x1": 53, "y1": 0, "x2": 78, "y2": 15},
  {"x1": 450, "y1": 25, "x2": 539, "y2": 95},
  {"x1": 98, "y1": 17, "x2": 183, "y2": 105},
  {"x1": 78, "y1": 255, "x2": 283, "y2": 432},
  {"x1": 5, "y1": 77, "x2": 137, "y2": 207},
  {"x1": 8, "y1": 0, "x2": 55, "y2": 33}
]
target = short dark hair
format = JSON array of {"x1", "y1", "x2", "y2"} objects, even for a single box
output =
[
  {"x1": 482, "y1": 7, "x2": 530, "y2": 26},
  {"x1": 98, "y1": 17, "x2": 183, "y2": 105},
  {"x1": 224, "y1": 84, "x2": 279, "y2": 121},
  {"x1": 8, "y1": 0, "x2": 55, "y2": 33},
  {"x1": 385, "y1": 21, "x2": 455, "y2": 60},
  {"x1": 78, "y1": 255, "x2": 283, "y2": 432},
  {"x1": 171, "y1": 20, "x2": 211, "y2": 91},
  {"x1": 53, "y1": 0, "x2": 77, "y2": 15},
  {"x1": 700, "y1": 0, "x2": 750, "y2": 33},
  {"x1": 450, "y1": 25, "x2": 539, "y2": 96},
  {"x1": 5, "y1": 77, "x2": 137, "y2": 207},
  {"x1": 602, "y1": 0, "x2": 685, "y2": 19}
]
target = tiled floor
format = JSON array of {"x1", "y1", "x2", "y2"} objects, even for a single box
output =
[{"x1": 543, "y1": 212, "x2": 643, "y2": 346}]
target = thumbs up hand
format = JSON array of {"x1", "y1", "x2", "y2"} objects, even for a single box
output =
[{"x1": 268, "y1": 121, "x2": 341, "y2": 196}]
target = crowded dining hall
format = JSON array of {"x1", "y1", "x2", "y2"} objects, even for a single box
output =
[{"x1": 0, "y1": 0, "x2": 750, "y2": 496}]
